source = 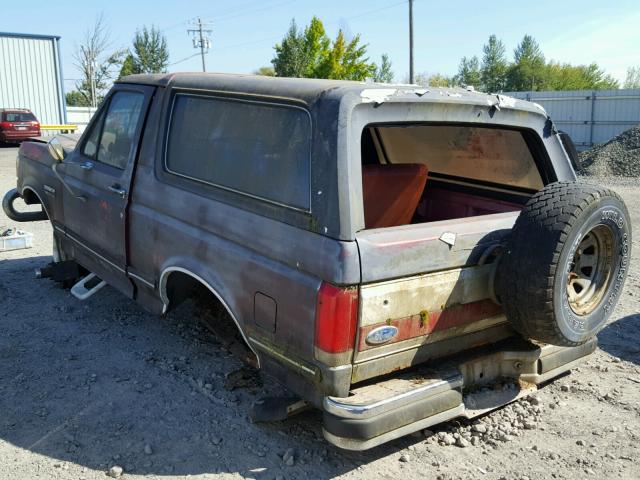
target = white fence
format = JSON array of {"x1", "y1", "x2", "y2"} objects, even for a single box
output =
[
  {"x1": 65, "y1": 106, "x2": 97, "y2": 134},
  {"x1": 505, "y1": 89, "x2": 640, "y2": 150}
]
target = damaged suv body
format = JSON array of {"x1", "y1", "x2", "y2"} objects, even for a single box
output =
[{"x1": 5, "y1": 74, "x2": 631, "y2": 450}]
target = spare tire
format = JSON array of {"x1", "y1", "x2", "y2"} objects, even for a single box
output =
[{"x1": 496, "y1": 181, "x2": 631, "y2": 347}]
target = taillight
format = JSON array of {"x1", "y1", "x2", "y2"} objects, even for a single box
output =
[
  {"x1": 314, "y1": 282, "x2": 359, "y2": 354},
  {"x1": 31, "y1": 121, "x2": 40, "y2": 129},
  {"x1": 0, "y1": 122, "x2": 11, "y2": 130}
]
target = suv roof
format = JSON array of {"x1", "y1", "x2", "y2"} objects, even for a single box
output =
[
  {"x1": 117, "y1": 73, "x2": 547, "y2": 117},
  {"x1": 0, "y1": 108, "x2": 33, "y2": 113}
]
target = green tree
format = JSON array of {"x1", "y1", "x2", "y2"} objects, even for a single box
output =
[
  {"x1": 315, "y1": 31, "x2": 376, "y2": 80},
  {"x1": 373, "y1": 54, "x2": 394, "y2": 83},
  {"x1": 65, "y1": 90, "x2": 90, "y2": 107},
  {"x1": 254, "y1": 66, "x2": 275, "y2": 76},
  {"x1": 541, "y1": 62, "x2": 619, "y2": 90},
  {"x1": 455, "y1": 56, "x2": 481, "y2": 87},
  {"x1": 506, "y1": 35, "x2": 545, "y2": 91},
  {"x1": 272, "y1": 17, "x2": 375, "y2": 80},
  {"x1": 119, "y1": 26, "x2": 169, "y2": 78},
  {"x1": 271, "y1": 20, "x2": 309, "y2": 77},
  {"x1": 119, "y1": 53, "x2": 136, "y2": 78},
  {"x1": 480, "y1": 35, "x2": 508, "y2": 92},
  {"x1": 427, "y1": 73, "x2": 454, "y2": 87},
  {"x1": 624, "y1": 66, "x2": 640, "y2": 88}
]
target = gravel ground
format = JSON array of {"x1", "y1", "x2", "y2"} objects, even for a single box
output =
[
  {"x1": 579, "y1": 125, "x2": 640, "y2": 177},
  {"x1": 1, "y1": 146, "x2": 639, "y2": 480}
]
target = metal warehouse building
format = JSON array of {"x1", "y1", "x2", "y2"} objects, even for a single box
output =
[
  {"x1": 0, "y1": 32, "x2": 66, "y2": 126},
  {"x1": 505, "y1": 89, "x2": 640, "y2": 150}
]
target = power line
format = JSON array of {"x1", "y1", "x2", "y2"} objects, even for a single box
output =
[
  {"x1": 187, "y1": 18, "x2": 213, "y2": 72},
  {"x1": 213, "y1": 0, "x2": 409, "y2": 52},
  {"x1": 344, "y1": 0, "x2": 407, "y2": 21},
  {"x1": 168, "y1": 53, "x2": 201, "y2": 67}
]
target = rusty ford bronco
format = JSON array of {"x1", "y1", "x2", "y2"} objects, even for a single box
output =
[{"x1": 3, "y1": 73, "x2": 632, "y2": 450}]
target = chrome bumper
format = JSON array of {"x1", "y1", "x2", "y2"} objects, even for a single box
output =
[{"x1": 322, "y1": 338, "x2": 597, "y2": 450}]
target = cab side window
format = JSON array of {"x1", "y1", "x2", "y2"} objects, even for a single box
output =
[{"x1": 82, "y1": 91, "x2": 145, "y2": 169}]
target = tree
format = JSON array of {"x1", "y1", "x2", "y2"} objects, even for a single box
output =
[
  {"x1": 541, "y1": 62, "x2": 619, "y2": 90},
  {"x1": 506, "y1": 35, "x2": 545, "y2": 91},
  {"x1": 373, "y1": 54, "x2": 394, "y2": 83},
  {"x1": 455, "y1": 56, "x2": 481, "y2": 87},
  {"x1": 480, "y1": 35, "x2": 508, "y2": 92},
  {"x1": 624, "y1": 66, "x2": 640, "y2": 88},
  {"x1": 427, "y1": 73, "x2": 454, "y2": 87},
  {"x1": 254, "y1": 66, "x2": 275, "y2": 76},
  {"x1": 408, "y1": 72, "x2": 454, "y2": 88},
  {"x1": 118, "y1": 26, "x2": 169, "y2": 78},
  {"x1": 315, "y1": 31, "x2": 376, "y2": 80},
  {"x1": 456, "y1": 35, "x2": 619, "y2": 92},
  {"x1": 119, "y1": 54, "x2": 137, "y2": 78},
  {"x1": 73, "y1": 14, "x2": 124, "y2": 107},
  {"x1": 65, "y1": 90, "x2": 90, "y2": 107},
  {"x1": 271, "y1": 17, "x2": 375, "y2": 80},
  {"x1": 271, "y1": 20, "x2": 309, "y2": 77}
]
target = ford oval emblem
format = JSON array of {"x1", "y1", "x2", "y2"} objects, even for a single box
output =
[{"x1": 366, "y1": 325, "x2": 398, "y2": 345}]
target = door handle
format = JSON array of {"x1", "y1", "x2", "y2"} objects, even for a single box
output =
[{"x1": 107, "y1": 184, "x2": 126, "y2": 198}]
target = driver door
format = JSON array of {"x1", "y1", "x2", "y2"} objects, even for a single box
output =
[{"x1": 59, "y1": 84, "x2": 154, "y2": 297}]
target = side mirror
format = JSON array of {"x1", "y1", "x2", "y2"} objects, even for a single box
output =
[
  {"x1": 558, "y1": 131, "x2": 582, "y2": 171},
  {"x1": 48, "y1": 137, "x2": 65, "y2": 162}
]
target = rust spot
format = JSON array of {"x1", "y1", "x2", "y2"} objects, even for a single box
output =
[{"x1": 419, "y1": 310, "x2": 429, "y2": 328}]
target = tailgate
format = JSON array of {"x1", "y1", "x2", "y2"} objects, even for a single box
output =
[{"x1": 354, "y1": 211, "x2": 519, "y2": 364}]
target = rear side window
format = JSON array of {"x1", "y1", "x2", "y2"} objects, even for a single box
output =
[
  {"x1": 165, "y1": 94, "x2": 311, "y2": 210},
  {"x1": 3, "y1": 112, "x2": 36, "y2": 122}
]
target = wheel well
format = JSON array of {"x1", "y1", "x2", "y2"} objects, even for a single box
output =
[
  {"x1": 162, "y1": 270, "x2": 258, "y2": 366},
  {"x1": 21, "y1": 188, "x2": 41, "y2": 205}
]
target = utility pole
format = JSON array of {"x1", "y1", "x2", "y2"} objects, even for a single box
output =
[
  {"x1": 188, "y1": 18, "x2": 213, "y2": 72},
  {"x1": 409, "y1": 0, "x2": 414, "y2": 84}
]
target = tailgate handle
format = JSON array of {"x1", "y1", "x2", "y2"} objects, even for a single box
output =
[{"x1": 107, "y1": 184, "x2": 126, "y2": 198}]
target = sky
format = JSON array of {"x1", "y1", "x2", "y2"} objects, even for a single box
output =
[{"x1": 1, "y1": 0, "x2": 639, "y2": 93}]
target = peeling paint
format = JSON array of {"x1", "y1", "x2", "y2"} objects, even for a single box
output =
[
  {"x1": 496, "y1": 94, "x2": 517, "y2": 108},
  {"x1": 360, "y1": 88, "x2": 397, "y2": 104}
]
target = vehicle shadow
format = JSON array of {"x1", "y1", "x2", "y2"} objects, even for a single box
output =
[
  {"x1": 0, "y1": 255, "x2": 415, "y2": 479},
  {"x1": 598, "y1": 313, "x2": 640, "y2": 365}
]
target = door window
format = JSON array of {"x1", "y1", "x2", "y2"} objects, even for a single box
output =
[{"x1": 82, "y1": 91, "x2": 145, "y2": 169}]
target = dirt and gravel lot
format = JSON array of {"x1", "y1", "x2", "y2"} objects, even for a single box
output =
[{"x1": 1, "y1": 145, "x2": 639, "y2": 480}]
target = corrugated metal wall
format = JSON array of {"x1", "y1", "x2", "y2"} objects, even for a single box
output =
[
  {"x1": 0, "y1": 32, "x2": 65, "y2": 126},
  {"x1": 66, "y1": 106, "x2": 97, "y2": 133},
  {"x1": 505, "y1": 89, "x2": 640, "y2": 151}
]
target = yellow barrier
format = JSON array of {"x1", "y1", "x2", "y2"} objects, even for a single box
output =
[{"x1": 41, "y1": 124, "x2": 78, "y2": 131}]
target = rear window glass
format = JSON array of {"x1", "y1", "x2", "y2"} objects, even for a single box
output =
[
  {"x1": 165, "y1": 94, "x2": 311, "y2": 210},
  {"x1": 373, "y1": 125, "x2": 543, "y2": 190},
  {"x1": 3, "y1": 112, "x2": 36, "y2": 122}
]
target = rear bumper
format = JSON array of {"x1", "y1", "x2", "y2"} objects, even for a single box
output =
[
  {"x1": 0, "y1": 131, "x2": 40, "y2": 142},
  {"x1": 322, "y1": 338, "x2": 596, "y2": 450}
]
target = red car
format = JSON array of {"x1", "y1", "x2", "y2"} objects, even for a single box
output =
[{"x1": 0, "y1": 109, "x2": 41, "y2": 144}]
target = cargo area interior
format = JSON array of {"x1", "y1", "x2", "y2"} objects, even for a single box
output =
[{"x1": 360, "y1": 124, "x2": 545, "y2": 229}]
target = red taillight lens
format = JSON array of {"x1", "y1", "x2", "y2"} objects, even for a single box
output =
[
  {"x1": 31, "y1": 121, "x2": 40, "y2": 129},
  {"x1": 0, "y1": 122, "x2": 11, "y2": 130},
  {"x1": 315, "y1": 283, "x2": 359, "y2": 354}
]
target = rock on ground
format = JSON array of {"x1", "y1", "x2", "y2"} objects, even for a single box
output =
[{"x1": 579, "y1": 125, "x2": 640, "y2": 176}]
